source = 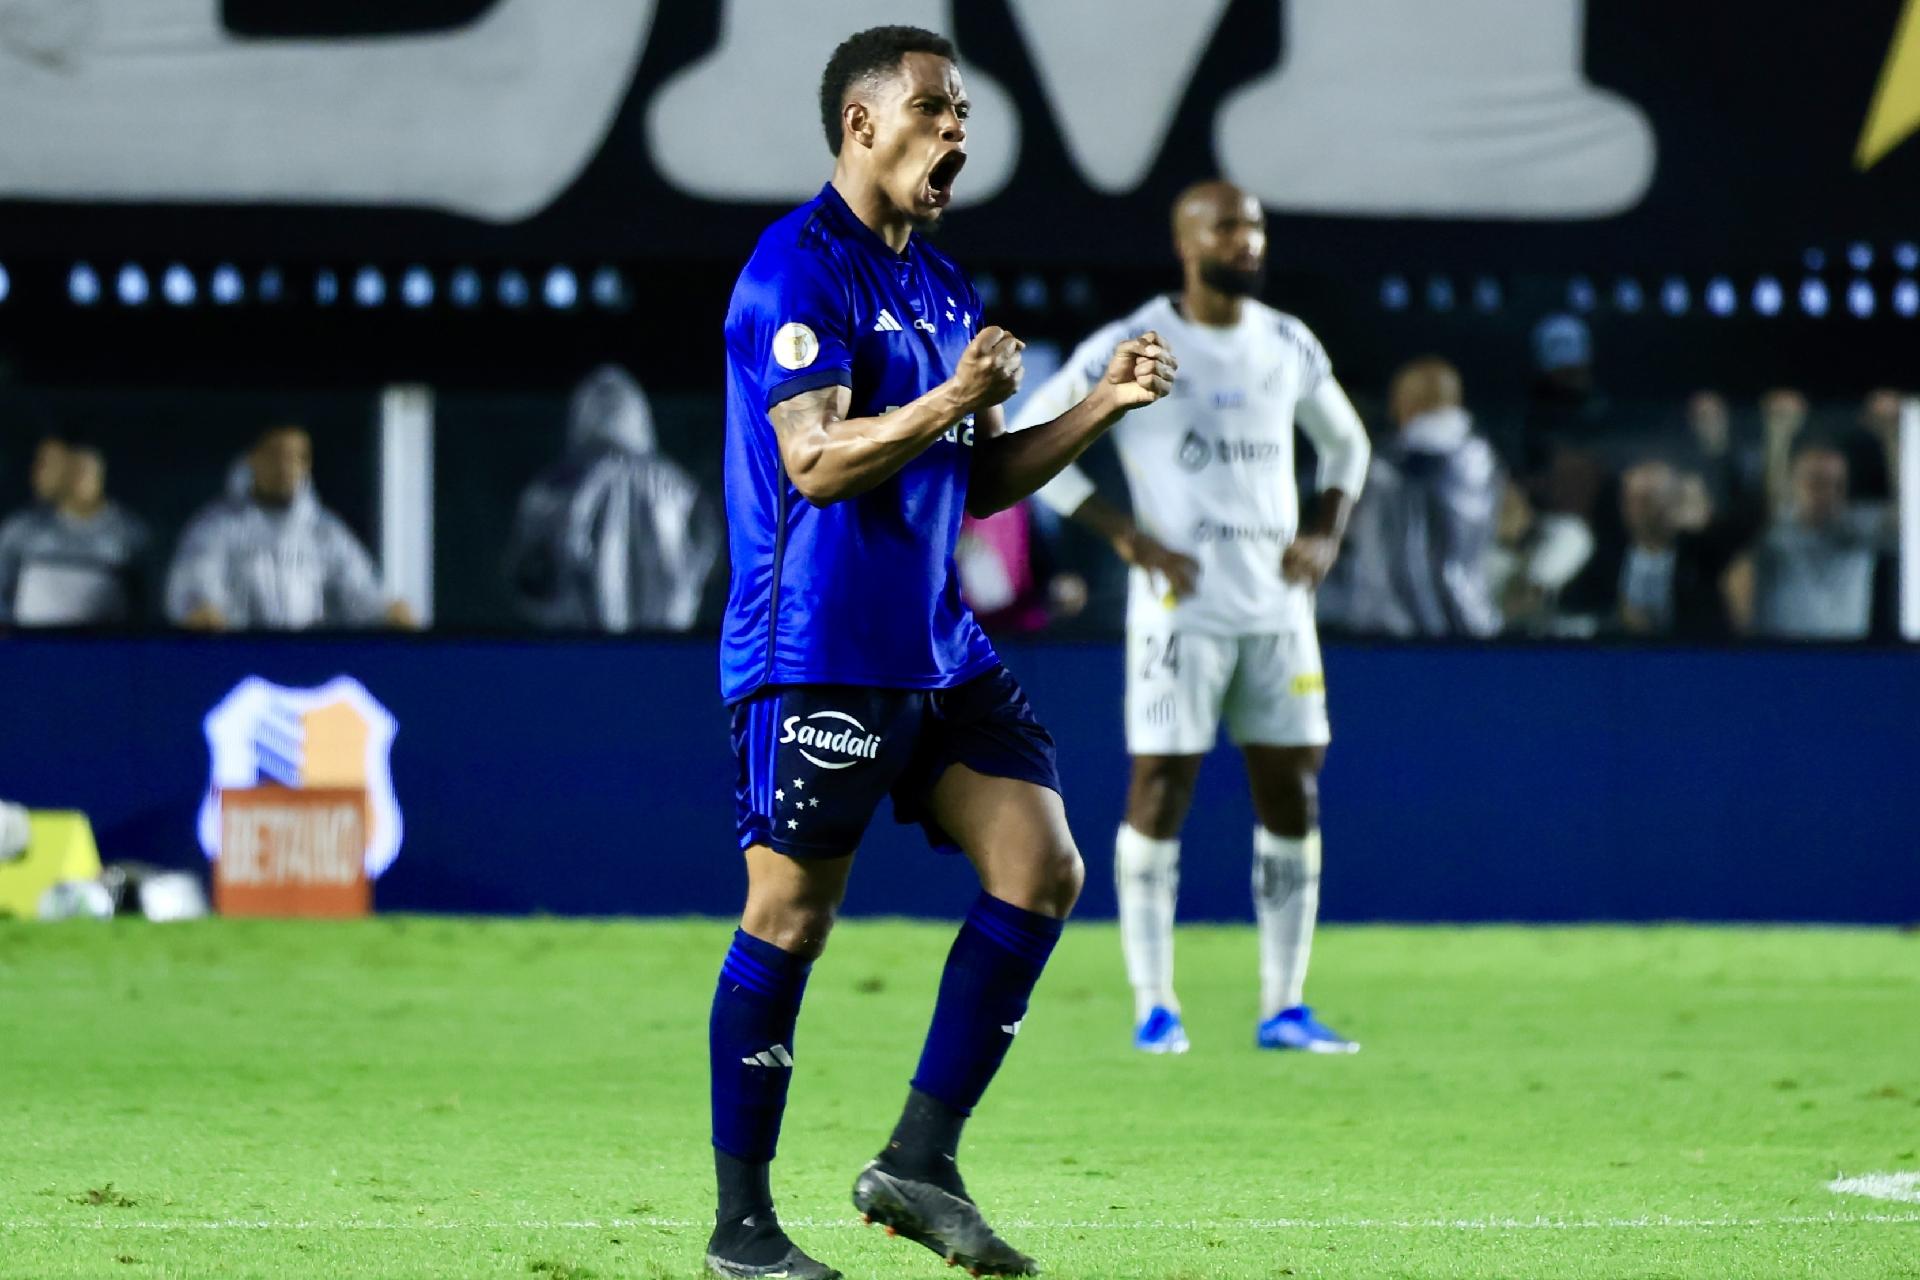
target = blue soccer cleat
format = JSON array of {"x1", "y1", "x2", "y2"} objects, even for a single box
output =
[
  {"x1": 1256, "y1": 1005, "x2": 1359, "y2": 1053},
  {"x1": 1133, "y1": 1006, "x2": 1191, "y2": 1054}
]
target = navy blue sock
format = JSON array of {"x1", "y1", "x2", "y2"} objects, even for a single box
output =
[
  {"x1": 710, "y1": 928, "x2": 811, "y2": 1215},
  {"x1": 882, "y1": 894, "x2": 1062, "y2": 1192}
]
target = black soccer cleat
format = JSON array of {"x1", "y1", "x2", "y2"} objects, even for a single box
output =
[
  {"x1": 704, "y1": 1210, "x2": 842, "y2": 1280},
  {"x1": 852, "y1": 1160, "x2": 1039, "y2": 1277}
]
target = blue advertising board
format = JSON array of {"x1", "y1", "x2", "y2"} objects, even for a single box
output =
[{"x1": 1, "y1": 636, "x2": 1914, "y2": 923}]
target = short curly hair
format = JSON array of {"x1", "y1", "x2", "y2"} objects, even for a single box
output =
[{"x1": 819, "y1": 25, "x2": 957, "y2": 156}]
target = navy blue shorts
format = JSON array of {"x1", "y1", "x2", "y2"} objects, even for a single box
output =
[{"x1": 732, "y1": 665, "x2": 1061, "y2": 859}]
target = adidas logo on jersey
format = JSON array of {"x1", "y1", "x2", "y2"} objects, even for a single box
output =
[
  {"x1": 742, "y1": 1044, "x2": 794, "y2": 1068},
  {"x1": 872, "y1": 309, "x2": 905, "y2": 332}
]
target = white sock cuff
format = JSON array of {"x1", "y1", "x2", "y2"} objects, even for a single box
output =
[
  {"x1": 1116, "y1": 824, "x2": 1180, "y2": 874},
  {"x1": 1254, "y1": 827, "x2": 1322, "y2": 875}
]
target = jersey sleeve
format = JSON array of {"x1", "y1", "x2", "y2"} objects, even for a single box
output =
[
  {"x1": 1278, "y1": 314, "x2": 1334, "y2": 398},
  {"x1": 753, "y1": 244, "x2": 856, "y2": 411},
  {"x1": 1296, "y1": 377, "x2": 1372, "y2": 497}
]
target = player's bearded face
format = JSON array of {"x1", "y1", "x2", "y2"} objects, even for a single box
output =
[
  {"x1": 1201, "y1": 220, "x2": 1268, "y2": 296},
  {"x1": 1185, "y1": 193, "x2": 1269, "y2": 297},
  {"x1": 872, "y1": 54, "x2": 969, "y2": 229},
  {"x1": 1199, "y1": 259, "x2": 1267, "y2": 298}
]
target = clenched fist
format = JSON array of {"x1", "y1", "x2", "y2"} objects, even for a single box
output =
[
  {"x1": 1099, "y1": 330, "x2": 1177, "y2": 412},
  {"x1": 950, "y1": 325, "x2": 1025, "y2": 413}
]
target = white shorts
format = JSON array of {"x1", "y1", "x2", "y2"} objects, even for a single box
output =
[{"x1": 1124, "y1": 623, "x2": 1330, "y2": 756}]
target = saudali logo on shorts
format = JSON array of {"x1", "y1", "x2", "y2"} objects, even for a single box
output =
[
  {"x1": 780, "y1": 710, "x2": 882, "y2": 770},
  {"x1": 198, "y1": 676, "x2": 401, "y2": 917}
]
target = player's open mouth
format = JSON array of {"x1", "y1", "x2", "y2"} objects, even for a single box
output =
[{"x1": 924, "y1": 149, "x2": 966, "y2": 209}]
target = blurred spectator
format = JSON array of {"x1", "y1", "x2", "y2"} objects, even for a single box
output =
[
  {"x1": 1514, "y1": 314, "x2": 1615, "y2": 632},
  {"x1": 26, "y1": 435, "x2": 69, "y2": 508},
  {"x1": 955, "y1": 500, "x2": 1087, "y2": 636},
  {"x1": 0, "y1": 445, "x2": 152, "y2": 626},
  {"x1": 1726, "y1": 437, "x2": 1894, "y2": 640},
  {"x1": 505, "y1": 365, "x2": 720, "y2": 632},
  {"x1": 1580, "y1": 459, "x2": 1748, "y2": 638},
  {"x1": 1758, "y1": 388, "x2": 1812, "y2": 516},
  {"x1": 1616, "y1": 461, "x2": 1686, "y2": 634},
  {"x1": 1529, "y1": 315, "x2": 1597, "y2": 421},
  {"x1": 1841, "y1": 387, "x2": 1903, "y2": 502},
  {"x1": 1320, "y1": 357, "x2": 1501, "y2": 637},
  {"x1": 1687, "y1": 390, "x2": 1731, "y2": 457},
  {"x1": 1565, "y1": 390, "x2": 1814, "y2": 634},
  {"x1": 1679, "y1": 390, "x2": 1764, "y2": 515},
  {"x1": 1487, "y1": 481, "x2": 1595, "y2": 635},
  {"x1": 165, "y1": 425, "x2": 415, "y2": 631},
  {"x1": 1521, "y1": 314, "x2": 1609, "y2": 477}
]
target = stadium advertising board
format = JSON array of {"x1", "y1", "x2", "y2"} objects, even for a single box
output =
[{"x1": 197, "y1": 676, "x2": 402, "y2": 917}]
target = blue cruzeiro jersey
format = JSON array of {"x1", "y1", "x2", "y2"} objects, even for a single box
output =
[{"x1": 720, "y1": 183, "x2": 1000, "y2": 702}]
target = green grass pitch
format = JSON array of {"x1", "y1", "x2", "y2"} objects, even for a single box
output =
[{"x1": 1, "y1": 918, "x2": 1915, "y2": 1279}]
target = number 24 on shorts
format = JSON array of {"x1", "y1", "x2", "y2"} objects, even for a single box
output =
[{"x1": 1140, "y1": 633, "x2": 1181, "y2": 679}]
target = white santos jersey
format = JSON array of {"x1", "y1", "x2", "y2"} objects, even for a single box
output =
[{"x1": 1015, "y1": 295, "x2": 1369, "y2": 636}]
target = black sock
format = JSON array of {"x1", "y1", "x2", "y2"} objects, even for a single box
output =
[
  {"x1": 709, "y1": 1151, "x2": 795, "y2": 1265},
  {"x1": 714, "y1": 1148, "x2": 774, "y2": 1225},
  {"x1": 877, "y1": 1087, "x2": 969, "y2": 1199}
]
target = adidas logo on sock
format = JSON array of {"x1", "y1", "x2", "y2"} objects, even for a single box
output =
[
  {"x1": 872, "y1": 308, "x2": 905, "y2": 333},
  {"x1": 742, "y1": 1044, "x2": 794, "y2": 1068}
]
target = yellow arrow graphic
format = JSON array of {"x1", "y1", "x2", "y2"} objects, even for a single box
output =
[{"x1": 1859, "y1": 0, "x2": 1920, "y2": 169}]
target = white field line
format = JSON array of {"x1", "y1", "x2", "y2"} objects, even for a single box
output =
[
  {"x1": 2, "y1": 1212, "x2": 1916, "y2": 1233},
  {"x1": 1829, "y1": 1171, "x2": 1920, "y2": 1205}
]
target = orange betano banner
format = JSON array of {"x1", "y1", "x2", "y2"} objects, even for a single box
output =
[{"x1": 214, "y1": 786, "x2": 371, "y2": 918}]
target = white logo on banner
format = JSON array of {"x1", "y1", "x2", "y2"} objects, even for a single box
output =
[
  {"x1": 0, "y1": 0, "x2": 655, "y2": 222},
  {"x1": 1214, "y1": 0, "x2": 1655, "y2": 217},
  {"x1": 1006, "y1": 0, "x2": 1233, "y2": 193},
  {"x1": 647, "y1": 0, "x2": 1018, "y2": 205},
  {"x1": 649, "y1": 0, "x2": 1650, "y2": 217},
  {"x1": 0, "y1": 0, "x2": 1655, "y2": 221},
  {"x1": 198, "y1": 676, "x2": 403, "y2": 878}
]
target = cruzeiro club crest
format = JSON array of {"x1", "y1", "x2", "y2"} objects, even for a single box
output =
[
  {"x1": 779, "y1": 710, "x2": 882, "y2": 770},
  {"x1": 1177, "y1": 428, "x2": 1211, "y2": 473}
]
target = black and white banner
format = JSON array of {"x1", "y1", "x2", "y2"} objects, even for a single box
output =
[{"x1": 0, "y1": 0, "x2": 1914, "y2": 269}]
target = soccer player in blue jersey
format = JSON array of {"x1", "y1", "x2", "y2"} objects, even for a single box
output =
[{"x1": 703, "y1": 25, "x2": 1177, "y2": 1280}]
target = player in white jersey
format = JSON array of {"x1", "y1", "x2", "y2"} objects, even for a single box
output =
[{"x1": 1013, "y1": 181, "x2": 1371, "y2": 1054}]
